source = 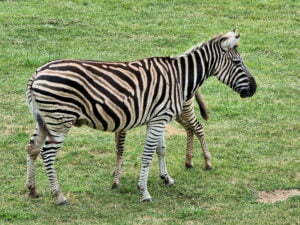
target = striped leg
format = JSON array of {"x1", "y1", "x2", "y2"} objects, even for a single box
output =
[
  {"x1": 179, "y1": 99, "x2": 212, "y2": 170},
  {"x1": 184, "y1": 128, "x2": 194, "y2": 168},
  {"x1": 41, "y1": 133, "x2": 67, "y2": 205},
  {"x1": 156, "y1": 135, "x2": 174, "y2": 186},
  {"x1": 26, "y1": 125, "x2": 46, "y2": 198},
  {"x1": 112, "y1": 128, "x2": 174, "y2": 188},
  {"x1": 138, "y1": 122, "x2": 166, "y2": 202},
  {"x1": 112, "y1": 131, "x2": 126, "y2": 189}
]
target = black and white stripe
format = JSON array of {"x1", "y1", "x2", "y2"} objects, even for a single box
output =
[{"x1": 26, "y1": 31, "x2": 256, "y2": 204}]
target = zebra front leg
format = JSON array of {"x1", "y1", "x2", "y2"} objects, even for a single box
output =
[
  {"x1": 156, "y1": 135, "x2": 174, "y2": 186},
  {"x1": 41, "y1": 134, "x2": 67, "y2": 205},
  {"x1": 26, "y1": 126, "x2": 46, "y2": 198},
  {"x1": 138, "y1": 122, "x2": 165, "y2": 202},
  {"x1": 112, "y1": 131, "x2": 126, "y2": 189}
]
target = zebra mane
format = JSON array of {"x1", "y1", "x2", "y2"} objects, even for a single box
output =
[
  {"x1": 171, "y1": 41, "x2": 204, "y2": 59},
  {"x1": 171, "y1": 33, "x2": 232, "y2": 59}
]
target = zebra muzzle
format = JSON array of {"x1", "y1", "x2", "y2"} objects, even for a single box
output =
[{"x1": 240, "y1": 77, "x2": 257, "y2": 98}]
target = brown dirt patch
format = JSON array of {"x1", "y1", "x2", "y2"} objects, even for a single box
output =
[
  {"x1": 257, "y1": 189, "x2": 300, "y2": 203},
  {"x1": 137, "y1": 215, "x2": 166, "y2": 224},
  {"x1": 166, "y1": 124, "x2": 186, "y2": 136}
]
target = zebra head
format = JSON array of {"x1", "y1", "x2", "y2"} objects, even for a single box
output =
[{"x1": 211, "y1": 31, "x2": 257, "y2": 98}]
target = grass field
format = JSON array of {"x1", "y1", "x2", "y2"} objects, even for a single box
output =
[{"x1": 0, "y1": 0, "x2": 299, "y2": 224}]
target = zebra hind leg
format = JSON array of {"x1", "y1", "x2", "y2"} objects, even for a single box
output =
[
  {"x1": 26, "y1": 125, "x2": 46, "y2": 198},
  {"x1": 41, "y1": 133, "x2": 68, "y2": 205},
  {"x1": 199, "y1": 136, "x2": 212, "y2": 170},
  {"x1": 176, "y1": 116, "x2": 195, "y2": 168},
  {"x1": 188, "y1": 123, "x2": 212, "y2": 170},
  {"x1": 178, "y1": 105, "x2": 212, "y2": 170},
  {"x1": 112, "y1": 131, "x2": 126, "y2": 189},
  {"x1": 184, "y1": 129, "x2": 194, "y2": 168},
  {"x1": 190, "y1": 121, "x2": 212, "y2": 170}
]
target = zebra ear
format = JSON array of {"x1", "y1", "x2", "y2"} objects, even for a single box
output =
[{"x1": 221, "y1": 31, "x2": 240, "y2": 51}]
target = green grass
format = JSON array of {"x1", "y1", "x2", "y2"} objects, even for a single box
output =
[{"x1": 0, "y1": 0, "x2": 299, "y2": 224}]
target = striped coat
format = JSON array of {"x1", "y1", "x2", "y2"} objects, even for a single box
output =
[{"x1": 28, "y1": 57, "x2": 184, "y2": 132}]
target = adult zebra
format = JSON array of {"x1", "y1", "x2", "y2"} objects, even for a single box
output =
[
  {"x1": 26, "y1": 31, "x2": 256, "y2": 204},
  {"x1": 112, "y1": 91, "x2": 210, "y2": 189}
]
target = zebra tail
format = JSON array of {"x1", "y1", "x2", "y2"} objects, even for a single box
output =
[
  {"x1": 195, "y1": 90, "x2": 209, "y2": 121},
  {"x1": 26, "y1": 75, "x2": 56, "y2": 143}
]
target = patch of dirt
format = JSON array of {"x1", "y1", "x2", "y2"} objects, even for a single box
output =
[
  {"x1": 257, "y1": 189, "x2": 300, "y2": 203},
  {"x1": 107, "y1": 202, "x2": 122, "y2": 209},
  {"x1": 166, "y1": 124, "x2": 186, "y2": 136},
  {"x1": 185, "y1": 219, "x2": 202, "y2": 225},
  {"x1": 138, "y1": 215, "x2": 166, "y2": 224}
]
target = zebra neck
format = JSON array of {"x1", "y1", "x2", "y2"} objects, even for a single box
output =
[{"x1": 174, "y1": 50, "x2": 209, "y2": 101}]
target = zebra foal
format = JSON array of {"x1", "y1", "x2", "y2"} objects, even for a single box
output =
[{"x1": 26, "y1": 31, "x2": 256, "y2": 204}]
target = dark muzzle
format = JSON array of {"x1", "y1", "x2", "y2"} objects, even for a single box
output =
[{"x1": 240, "y1": 77, "x2": 257, "y2": 98}]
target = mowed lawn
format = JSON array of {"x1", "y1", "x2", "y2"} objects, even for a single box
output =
[{"x1": 0, "y1": 0, "x2": 299, "y2": 224}]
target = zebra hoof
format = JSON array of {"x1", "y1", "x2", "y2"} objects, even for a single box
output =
[
  {"x1": 111, "y1": 182, "x2": 119, "y2": 189},
  {"x1": 28, "y1": 191, "x2": 40, "y2": 198},
  {"x1": 141, "y1": 197, "x2": 152, "y2": 203},
  {"x1": 27, "y1": 186, "x2": 40, "y2": 198},
  {"x1": 56, "y1": 193, "x2": 68, "y2": 206},
  {"x1": 139, "y1": 189, "x2": 152, "y2": 202},
  {"x1": 185, "y1": 163, "x2": 193, "y2": 169},
  {"x1": 57, "y1": 199, "x2": 68, "y2": 206},
  {"x1": 204, "y1": 164, "x2": 213, "y2": 170},
  {"x1": 165, "y1": 179, "x2": 175, "y2": 186},
  {"x1": 161, "y1": 176, "x2": 175, "y2": 186}
]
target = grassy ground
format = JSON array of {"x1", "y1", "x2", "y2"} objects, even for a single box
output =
[{"x1": 0, "y1": 0, "x2": 299, "y2": 224}]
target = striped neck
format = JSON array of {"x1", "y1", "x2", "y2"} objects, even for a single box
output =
[{"x1": 172, "y1": 42, "x2": 219, "y2": 101}]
